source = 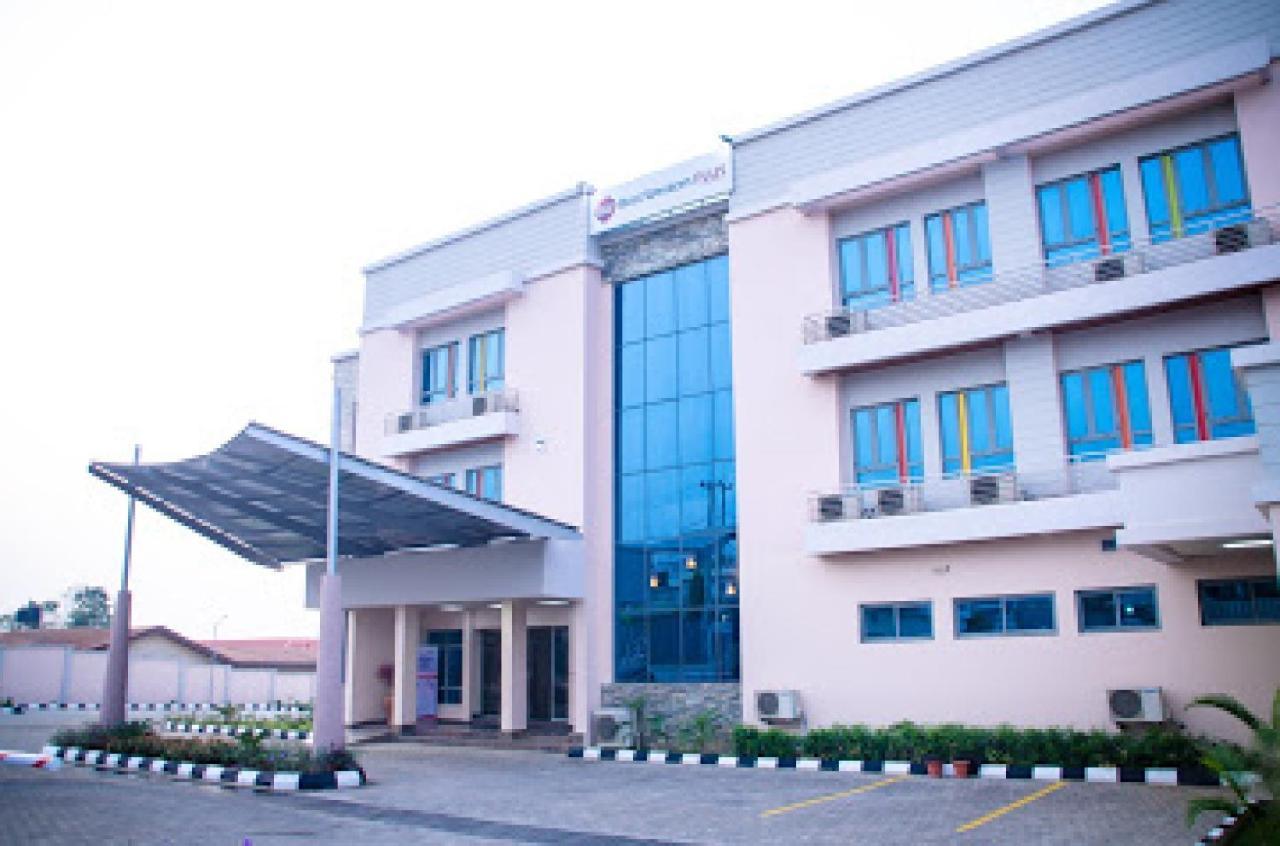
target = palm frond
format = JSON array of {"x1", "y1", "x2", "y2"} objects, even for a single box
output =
[
  {"x1": 1188, "y1": 695, "x2": 1262, "y2": 732},
  {"x1": 1185, "y1": 797, "x2": 1242, "y2": 827}
]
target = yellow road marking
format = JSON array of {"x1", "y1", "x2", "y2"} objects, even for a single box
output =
[
  {"x1": 760, "y1": 774, "x2": 908, "y2": 818},
  {"x1": 955, "y1": 781, "x2": 1068, "y2": 834}
]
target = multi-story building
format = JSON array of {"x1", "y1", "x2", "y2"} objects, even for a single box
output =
[{"x1": 332, "y1": 0, "x2": 1280, "y2": 741}]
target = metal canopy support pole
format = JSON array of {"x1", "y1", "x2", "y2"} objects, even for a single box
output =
[
  {"x1": 313, "y1": 382, "x2": 345, "y2": 752},
  {"x1": 101, "y1": 445, "x2": 139, "y2": 725}
]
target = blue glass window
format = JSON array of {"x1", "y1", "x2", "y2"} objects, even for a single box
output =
[
  {"x1": 615, "y1": 254, "x2": 738, "y2": 683},
  {"x1": 1164, "y1": 347, "x2": 1254, "y2": 443},
  {"x1": 1037, "y1": 166, "x2": 1131, "y2": 267},
  {"x1": 1077, "y1": 587, "x2": 1159, "y2": 632},
  {"x1": 426, "y1": 630, "x2": 463, "y2": 705},
  {"x1": 424, "y1": 472, "x2": 456, "y2": 488},
  {"x1": 852, "y1": 399, "x2": 922, "y2": 486},
  {"x1": 1060, "y1": 361, "x2": 1153, "y2": 459},
  {"x1": 955, "y1": 593, "x2": 1055, "y2": 636},
  {"x1": 420, "y1": 342, "x2": 459, "y2": 405},
  {"x1": 938, "y1": 383, "x2": 1014, "y2": 475},
  {"x1": 467, "y1": 329, "x2": 505, "y2": 393},
  {"x1": 926, "y1": 201, "x2": 992, "y2": 291},
  {"x1": 465, "y1": 465, "x2": 502, "y2": 502},
  {"x1": 839, "y1": 222, "x2": 914, "y2": 310},
  {"x1": 861, "y1": 602, "x2": 933, "y2": 642},
  {"x1": 1140, "y1": 134, "x2": 1250, "y2": 242},
  {"x1": 1199, "y1": 579, "x2": 1280, "y2": 626}
]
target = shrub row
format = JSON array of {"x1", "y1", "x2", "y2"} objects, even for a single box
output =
[
  {"x1": 169, "y1": 713, "x2": 312, "y2": 732},
  {"x1": 732, "y1": 722, "x2": 1206, "y2": 769},
  {"x1": 49, "y1": 723, "x2": 356, "y2": 773}
]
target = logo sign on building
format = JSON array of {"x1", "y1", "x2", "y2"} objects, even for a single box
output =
[
  {"x1": 415, "y1": 645, "x2": 438, "y2": 720},
  {"x1": 591, "y1": 152, "x2": 732, "y2": 234}
]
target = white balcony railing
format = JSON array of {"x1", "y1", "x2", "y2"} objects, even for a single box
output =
[
  {"x1": 384, "y1": 389, "x2": 519, "y2": 436},
  {"x1": 803, "y1": 205, "x2": 1280, "y2": 344},
  {"x1": 809, "y1": 458, "x2": 1117, "y2": 523}
]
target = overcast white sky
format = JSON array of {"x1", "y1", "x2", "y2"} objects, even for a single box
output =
[{"x1": 0, "y1": 0, "x2": 1109, "y2": 639}]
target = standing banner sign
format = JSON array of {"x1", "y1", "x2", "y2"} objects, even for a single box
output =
[{"x1": 416, "y1": 645, "x2": 438, "y2": 721}]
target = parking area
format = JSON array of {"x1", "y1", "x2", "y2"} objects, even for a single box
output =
[{"x1": 1, "y1": 713, "x2": 1228, "y2": 844}]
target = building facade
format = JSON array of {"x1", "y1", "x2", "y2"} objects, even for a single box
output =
[{"x1": 329, "y1": 0, "x2": 1280, "y2": 741}]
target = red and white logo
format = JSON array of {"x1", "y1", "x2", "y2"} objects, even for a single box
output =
[{"x1": 595, "y1": 195, "x2": 617, "y2": 223}]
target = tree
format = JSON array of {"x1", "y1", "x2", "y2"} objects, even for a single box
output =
[{"x1": 66, "y1": 586, "x2": 111, "y2": 628}]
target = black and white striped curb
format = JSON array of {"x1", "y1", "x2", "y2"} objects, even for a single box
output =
[
  {"x1": 12, "y1": 702, "x2": 311, "y2": 716},
  {"x1": 0, "y1": 749, "x2": 60, "y2": 769},
  {"x1": 568, "y1": 747, "x2": 1222, "y2": 787},
  {"x1": 164, "y1": 720, "x2": 310, "y2": 741},
  {"x1": 0, "y1": 706, "x2": 26, "y2": 715},
  {"x1": 42, "y1": 745, "x2": 362, "y2": 791},
  {"x1": 1193, "y1": 800, "x2": 1261, "y2": 845}
]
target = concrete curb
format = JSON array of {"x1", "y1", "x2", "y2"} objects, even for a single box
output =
[
  {"x1": 0, "y1": 749, "x2": 61, "y2": 769},
  {"x1": 14, "y1": 703, "x2": 311, "y2": 716},
  {"x1": 164, "y1": 720, "x2": 311, "y2": 742},
  {"x1": 43, "y1": 745, "x2": 362, "y2": 791},
  {"x1": 1192, "y1": 800, "x2": 1262, "y2": 845},
  {"x1": 567, "y1": 747, "x2": 1223, "y2": 787}
]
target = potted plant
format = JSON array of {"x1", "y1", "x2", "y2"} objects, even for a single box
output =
[
  {"x1": 925, "y1": 754, "x2": 943, "y2": 778},
  {"x1": 377, "y1": 663, "x2": 395, "y2": 725}
]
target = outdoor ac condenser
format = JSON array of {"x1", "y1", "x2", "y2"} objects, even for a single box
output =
[
  {"x1": 592, "y1": 707, "x2": 634, "y2": 748},
  {"x1": 756, "y1": 689, "x2": 801, "y2": 722},
  {"x1": 1107, "y1": 687, "x2": 1165, "y2": 723}
]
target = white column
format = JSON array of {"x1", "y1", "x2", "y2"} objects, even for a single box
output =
[
  {"x1": 392, "y1": 605, "x2": 419, "y2": 731},
  {"x1": 918, "y1": 389, "x2": 944, "y2": 478},
  {"x1": 500, "y1": 600, "x2": 527, "y2": 733},
  {"x1": 1118, "y1": 159, "x2": 1152, "y2": 246},
  {"x1": 343, "y1": 609, "x2": 357, "y2": 724},
  {"x1": 1004, "y1": 334, "x2": 1067, "y2": 477},
  {"x1": 1144, "y1": 352, "x2": 1176, "y2": 446},
  {"x1": 982, "y1": 154, "x2": 1043, "y2": 275},
  {"x1": 909, "y1": 217, "x2": 932, "y2": 299},
  {"x1": 568, "y1": 601, "x2": 590, "y2": 735},
  {"x1": 460, "y1": 611, "x2": 475, "y2": 720}
]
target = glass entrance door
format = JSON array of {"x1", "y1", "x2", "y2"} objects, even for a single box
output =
[
  {"x1": 479, "y1": 630, "x2": 501, "y2": 718},
  {"x1": 527, "y1": 626, "x2": 569, "y2": 722}
]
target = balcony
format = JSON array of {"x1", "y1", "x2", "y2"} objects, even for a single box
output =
[
  {"x1": 380, "y1": 389, "x2": 519, "y2": 458},
  {"x1": 1107, "y1": 436, "x2": 1268, "y2": 562},
  {"x1": 801, "y1": 206, "x2": 1280, "y2": 374},
  {"x1": 806, "y1": 460, "x2": 1120, "y2": 556}
]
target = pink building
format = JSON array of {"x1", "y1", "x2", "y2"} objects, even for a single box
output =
[{"x1": 329, "y1": 0, "x2": 1280, "y2": 743}]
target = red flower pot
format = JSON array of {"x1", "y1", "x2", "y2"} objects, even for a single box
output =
[
  {"x1": 926, "y1": 759, "x2": 943, "y2": 778},
  {"x1": 952, "y1": 759, "x2": 972, "y2": 778}
]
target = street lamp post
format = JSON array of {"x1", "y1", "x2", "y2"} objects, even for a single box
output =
[{"x1": 100, "y1": 445, "x2": 139, "y2": 726}]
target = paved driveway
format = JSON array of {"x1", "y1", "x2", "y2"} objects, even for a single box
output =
[{"x1": 0, "y1": 714, "x2": 1229, "y2": 844}]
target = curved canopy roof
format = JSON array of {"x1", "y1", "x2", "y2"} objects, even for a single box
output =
[{"x1": 88, "y1": 423, "x2": 580, "y2": 569}]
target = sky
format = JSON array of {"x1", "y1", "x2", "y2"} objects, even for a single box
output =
[{"x1": 0, "y1": 0, "x2": 1110, "y2": 639}]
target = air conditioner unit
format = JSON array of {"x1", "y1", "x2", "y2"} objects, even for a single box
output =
[
  {"x1": 396, "y1": 413, "x2": 415, "y2": 433},
  {"x1": 1107, "y1": 687, "x2": 1165, "y2": 723},
  {"x1": 592, "y1": 707, "x2": 634, "y2": 748},
  {"x1": 969, "y1": 473, "x2": 1017, "y2": 506},
  {"x1": 816, "y1": 495, "x2": 844, "y2": 521},
  {"x1": 472, "y1": 395, "x2": 489, "y2": 416},
  {"x1": 825, "y1": 313, "x2": 852, "y2": 338},
  {"x1": 756, "y1": 689, "x2": 802, "y2": 722},
  {"x1": 876, "y1": 485, "x2": 919, "y2": 516},
  {"x1": 1091, "y1": 252, "x2": 1144, "y2": 283},
  {"x1": 1214, "y1": 220, "x2": 1273, "y2": 255}
]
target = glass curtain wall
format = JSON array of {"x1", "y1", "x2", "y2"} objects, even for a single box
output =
[{"x1": 615, "y1": 254, "x2": 739, "y2": 683}]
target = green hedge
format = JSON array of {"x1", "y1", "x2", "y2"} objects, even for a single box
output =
[
  {"x1": 732, "y1": 721, "x2": 1205, "y2": 769},
  {"x1": 169, "y1": 713, "x2": 312, "y2": 732},
  {"x1": 49, "y1": 723, "x2": 357, "y2": 773}
]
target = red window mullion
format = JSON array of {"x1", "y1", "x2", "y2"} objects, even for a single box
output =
[
  {"x1": 1111, "y1": 365, "x2": 1132, "y2": 449},
  {"x1": 942, "y1": 213, "x2": 958, "y2": 288},
  {"x1": 894, "y1": 402, "x2": 908, "y2": 483},
  {"x1": 1186, "y1": 354, "x2": 1210, "y2": 440},
  {"x1": 885, "y1": 227, "x2": 900, "y2": 302},
  {"x1": 1089, "y1": 172, "x2": 1110, "y2": 255}
]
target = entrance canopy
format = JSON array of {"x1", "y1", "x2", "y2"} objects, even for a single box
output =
[{"x1": 89, "y1": 423, "x2": 580, "y2": 569}]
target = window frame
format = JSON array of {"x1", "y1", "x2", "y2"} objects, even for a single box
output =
[
  {"x1": 937, "y1": 382, "x2": 1015, "y2": 476},
  {"x1": 1075, "y1": 585, "x2": 1160, "y2": 633},
  {"x1": 419, "y1": 341, "x2": 460, "y2": 406},
  {"x1": 1059, "y1": 360, "x2": 1153, "y2": 460},
  {"x1": 859, "y1": 600, "x2": 934, "y2": 643},
  {"x1": 1036, "y1": 164, "x2": 1131, "y2": 267},
  {"x1": 837, "y1": 221, "x2": 914, "y2": 311},
  {"x1": 424, "y1": 472, "x2": 456, "y2": 488},
  {"x1": 1197, "y1": 578, "x2": 1280, "y2": 627},
  {"x1": 1163, "y1": 346, "x2": 1255, "y2": 444},
  {"x1": 467, "y1": 328, "x2": 506, "y2": 394},
  {"x1": 465, "y1": 464, "x2": 503, "y2": 502},
  {"x1": 925, "y1": 200, "x2": 993, "y2": 291},
  {"x1": 953, "y1": 592, "x2": 1057, "y2": 638},
  {"x1": 851, "y1": 398, "x2": 923, "y2": 486},
  {"x1": 1139, "y1": 132, "x2": 1251, "y2": 242}
]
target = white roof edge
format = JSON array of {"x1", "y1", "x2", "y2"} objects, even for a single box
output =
[
  {"x1": 362, "y1": 182, "x2": 594, "y2": 274},
  {"x1": 730, "y1": 0, "x2": 1158, "y2": 146},
  {"x1": 330, "y1": 348, "x2": 359, "y2": 363}
]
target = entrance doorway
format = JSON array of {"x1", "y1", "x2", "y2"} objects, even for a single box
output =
[
  {"x1": 528, "y1": 626, "x2": 569, "y2": 722},
  {"x1": 475, "y1": 625, "x2": 570, "y2": 723}
]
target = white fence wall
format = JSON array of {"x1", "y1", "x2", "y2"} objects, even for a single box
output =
[{"x1": 0, "y1": 646, "x2": 313, "y2": 704}]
